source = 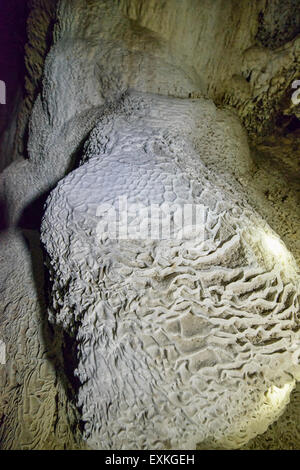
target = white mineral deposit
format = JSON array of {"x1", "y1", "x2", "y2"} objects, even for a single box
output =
[{"x1": 0, "y1": 0, "x2": 300, "y2": 450}]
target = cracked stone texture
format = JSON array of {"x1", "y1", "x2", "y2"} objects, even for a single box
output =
[
  {"x1": 0, "y1": 0, "x2": 300, "y2": 449},
  {"x1": 41, "y1": 91, "x2": 300, "y2": 450}
]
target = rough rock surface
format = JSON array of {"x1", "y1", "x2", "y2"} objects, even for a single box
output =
[
  {"x1": 0, "y1": 0, "x2": 300, "y2": 449},
  {"x1": 41, "y1": 91, "x2": 300, "y2": 449}
]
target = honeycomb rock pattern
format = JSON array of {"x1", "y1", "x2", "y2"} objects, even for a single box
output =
[{"x1": 41, "y1": 92, "x2": 300, "y2": 450}]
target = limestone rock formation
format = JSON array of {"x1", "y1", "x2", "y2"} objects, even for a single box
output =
[
  {"x1": 41, "y1": 91, "x2": 300, "y2": 449},
  {"x1": 0, "y1": 0, "x2": 300, "y2": 450}
]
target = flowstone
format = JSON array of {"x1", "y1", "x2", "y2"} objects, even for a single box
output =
[{"x1": 41, "y1": 92, "x2": 300, "y2": 450}]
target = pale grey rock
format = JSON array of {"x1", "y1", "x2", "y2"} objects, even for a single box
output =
[
  {"x1": 41, "y1": 92, "x2": 300, "y2": 450},
  {"x1": 1, "y1": 0, "x2": 300, "y2": 450}
]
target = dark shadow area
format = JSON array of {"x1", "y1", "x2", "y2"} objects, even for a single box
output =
[
  {"x1": 65, "y1": 135, "x2": 90, "y2": 176},
  {"x1": 17, "y1": 189, "x2": 83, "y2": 426},
  {"x1": 22, "y1": 117, "x2": 30, "y2": 161},
  {"x1": 275, "y1": 113, "x2": 300, "y2": 136},
  {"x1": 0, "y1": 0, "x2": 29, "y2": 172},
  {"x1": 256, "y1": 0, "x2": 300, "y2": 49},
  {"x1": 18, "y1": 192, "x2": 50, "y2": 231},
  {"x1": 284, "y1": 116, "x2": 300, "y2": 135},
  {"x1": 0, "y1": 198, "x2": 8, "y2": 231}
]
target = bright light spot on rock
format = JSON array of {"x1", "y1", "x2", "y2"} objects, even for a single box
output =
[
  {"x1": 263, "y1": 234, "x2": 287, "y2": 258},
  {"x1": 266, "y1": 383, "x2": 294, "y2": 409}
]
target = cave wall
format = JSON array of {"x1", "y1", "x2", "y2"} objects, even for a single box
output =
[
  {"x1": 0, "y1": 0, "x2": 28, "y2": 172},
  {"x1": 0, "y1": 0, "x2": 299, "y2": 449}
]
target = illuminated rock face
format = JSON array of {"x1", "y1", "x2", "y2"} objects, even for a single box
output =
[
  {"x1": 41, "y1": 92, "x2": 300, "y2": 450},
  {"x1": 1, "y1": 0, "x2": 300, "y2": 451}
]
